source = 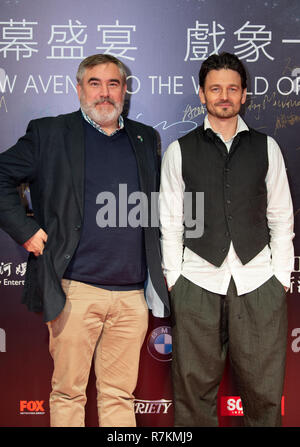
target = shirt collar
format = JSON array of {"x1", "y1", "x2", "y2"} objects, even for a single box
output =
[
  {"x1": 81, "y1": 108, "x2": 124, "y2": 136},
  {"x1": 204, "y1": 114, "x2": 249, "y2": 144}
]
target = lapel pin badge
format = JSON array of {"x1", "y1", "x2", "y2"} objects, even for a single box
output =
[{"x1": 137, "y1": 135, "x2": 143, "y2": 142}]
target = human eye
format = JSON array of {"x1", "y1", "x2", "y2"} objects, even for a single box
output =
[
  {"x1": 109, "y1": 81, "x2": 120, "y2": 88},
  {"x1": 89, "y1": 81, "x2": 100, "y2": 87}
]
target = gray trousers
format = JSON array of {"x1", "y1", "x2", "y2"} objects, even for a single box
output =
[{"x1": 170, "y1": 275, "x2": 288, "y2": 427}]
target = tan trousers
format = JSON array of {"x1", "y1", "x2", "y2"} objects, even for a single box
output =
[{"x1": 47, "y1": 279, "x2": 148, "y2": 427}]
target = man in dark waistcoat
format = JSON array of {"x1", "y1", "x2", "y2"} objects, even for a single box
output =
[
  {"x1": 159, "y1": 52, "x2": 294, "y2": 427},
  {"x1": 0, "y1": 54, "x2": 169, "y2": 427}
]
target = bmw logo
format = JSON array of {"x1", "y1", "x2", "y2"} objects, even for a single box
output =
[{"x1": 147, "y1": 326, "x2": 172, "y2": 362}]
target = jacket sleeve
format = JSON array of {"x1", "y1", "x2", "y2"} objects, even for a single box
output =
[
  {"x1": 0, "y1": 120, "x2": 41, "y2": 245},
  {"x1": 151, "y1": 127, "x2": 161, "y2": 192}
]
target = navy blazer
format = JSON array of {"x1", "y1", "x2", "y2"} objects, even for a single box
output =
[{"x1": 0, "y1": 110, "x2": 169, "y2": 322}]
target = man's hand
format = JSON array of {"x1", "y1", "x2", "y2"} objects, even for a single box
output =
[{"x1": 22, "y1": 229, "x2": 48, "y2": 257}]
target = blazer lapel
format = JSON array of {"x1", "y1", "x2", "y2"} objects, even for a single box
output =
[{"x1": 64, "y1": 110, "x2": 85, "y2": 218}]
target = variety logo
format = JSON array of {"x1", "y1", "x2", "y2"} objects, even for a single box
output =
[
  {"x1": 134, "y1": 398, "x2": 172, "y2": 414},
  {"x1": 147, "y1": 326, "x2": 172, "y2": 362},
  {"x1": 19, "y1": 400, "x2": 45, "y2": 415},
  {"x1": 221, "y1": 396, "x2": 285, "y2": 416}
]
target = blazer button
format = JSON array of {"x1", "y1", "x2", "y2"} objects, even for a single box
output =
[
  {"x1": 64, "y1": 254, "x2": 71, "y2": 260},
  {"x1": 74, "y1": 224, "x2": 81, "y2": 231}
]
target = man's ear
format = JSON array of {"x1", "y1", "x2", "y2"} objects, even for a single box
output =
[
  {"x1": 241, "y1": 88, "x2": 247, "y2": 105},
  {"x1": 199, "y1": 87, "x2": 206, "y2": 105},
  {"x1": 76, "y1": 83, "x2": 82, "y2": 101}
]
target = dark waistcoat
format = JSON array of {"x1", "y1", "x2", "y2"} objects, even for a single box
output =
[{"x1": 179, "y1": 125, "x2": 270, "y2": 267}]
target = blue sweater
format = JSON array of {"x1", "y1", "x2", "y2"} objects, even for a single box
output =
[{"x1": 64, "y1": 119, "x2": 147, "y2": 290}]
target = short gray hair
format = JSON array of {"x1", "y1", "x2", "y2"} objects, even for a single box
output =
[{"x1": 76, "y1": 54, "x2": 127, "y2": 85}]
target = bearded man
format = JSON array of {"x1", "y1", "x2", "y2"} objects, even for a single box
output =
[
  {"x1": 159, "y1": 52, "x2": 294, "y2": 427},
  {"x1": 0, "y1": 54, "x2": 169, "y2": 427}
]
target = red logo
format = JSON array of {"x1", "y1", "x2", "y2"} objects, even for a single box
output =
[
  {"x1": 20, "y1": 400, "x2": 45, "y2": 413},
  {"x1": 221, "y1": 396, "x2": 285, "y2": 416}
]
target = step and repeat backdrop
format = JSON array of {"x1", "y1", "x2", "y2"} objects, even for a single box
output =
[{"x1": 0, "y1": 0, "x2": 299, "y2": 427}]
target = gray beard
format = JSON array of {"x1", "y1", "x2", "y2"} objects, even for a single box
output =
[{"x1": 80, "y1": 97, "x2": 124, "y2": 127}]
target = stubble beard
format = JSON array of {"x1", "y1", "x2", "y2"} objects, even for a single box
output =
[{"x1": 206, "y1": 100, "x2": 241, "y2": 120}]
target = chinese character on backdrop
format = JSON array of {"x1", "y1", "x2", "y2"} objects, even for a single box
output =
[
  {"x1": 0, "y1": 19, "x2": 38, "y2": 60},
  {"x1": 96, "y1": 19, "x2": 137, "y2": 61},
  {"x1": 47, "y1": 19, "x2": 87, "y2": 59}
]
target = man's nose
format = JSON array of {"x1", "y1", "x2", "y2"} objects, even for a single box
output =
[
  {"x1": 99, "y1": 84, "x2": 109, "y2": 97},
  {"x1": 220, "y1": 88, "x2": 229, "y2": 100}
]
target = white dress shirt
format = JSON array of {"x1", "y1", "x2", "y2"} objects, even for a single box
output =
[{"x1": 159, "y1": 115, "x2": 294, "y2": 295}]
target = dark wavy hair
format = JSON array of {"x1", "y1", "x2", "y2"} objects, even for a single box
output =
[{"x1": 199, "y1": 52, "x2": 247, "y2": 90}]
